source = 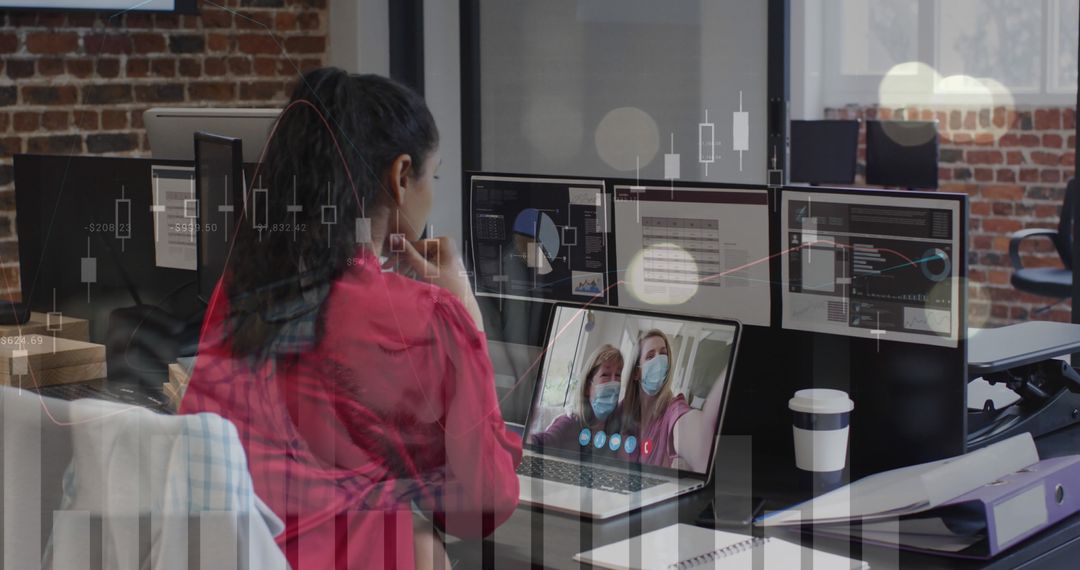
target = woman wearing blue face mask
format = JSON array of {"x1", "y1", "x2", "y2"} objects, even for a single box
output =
[
  {"x1": 529, "y1": 344, "x2": 625, "y2": 451},
  {"x1": 620, "y1": 330, "x2": 727, "y2": 471}
]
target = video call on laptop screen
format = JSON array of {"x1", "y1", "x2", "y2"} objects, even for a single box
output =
[{"x1": 525, "y1": 305, "x2": 739, "y2": 476}]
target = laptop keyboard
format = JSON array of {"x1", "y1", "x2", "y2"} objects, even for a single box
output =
[
  {"x1": 33, "y1": 383, "x2": 172, "y2": 414},
  {"x1": 516, "y1": 455, "x2": 666, "y2": 494}
]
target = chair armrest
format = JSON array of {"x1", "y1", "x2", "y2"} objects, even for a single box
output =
[{"x1": 1009, "y1": 228, "x2": 1059, "y2": 270}]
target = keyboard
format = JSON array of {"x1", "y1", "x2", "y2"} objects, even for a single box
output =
[
  {"x1": 33, "y1": 382, "x2": 172, "y2": 414},
  {"x1": 516, "y1": 455, "x2": 666, "y2": 494}
]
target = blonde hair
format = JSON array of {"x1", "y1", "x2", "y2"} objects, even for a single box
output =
[
  {"x1": 573, "y1": 344, "x2": 624, "y2": 425},
  {"x1": 620, "y1": 329, "x2": 675, "y2": 435}
]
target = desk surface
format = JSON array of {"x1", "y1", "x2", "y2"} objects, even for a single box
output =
[{"x1": 450, "y1": 427, "x2": 1080, "y2": 569}]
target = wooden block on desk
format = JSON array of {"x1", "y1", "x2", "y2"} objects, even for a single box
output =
[
  {"x1": 0, "y1": 335, "x2": 105, "y2": 375},
  {"x1": 0, "y1": 312, "x2": 91, "y2": 342},
  {"x1": 0, "y1": 361, "x2": 108, "y2": 387}
]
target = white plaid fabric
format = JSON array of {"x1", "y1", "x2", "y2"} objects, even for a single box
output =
[{"x1": 47, "y1": 399, "x2": 286, "y2": 570}]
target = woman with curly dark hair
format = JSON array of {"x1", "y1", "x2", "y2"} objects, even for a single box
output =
[{"x1": 181, "y1": 68, "x2": 520, "y2": 569}]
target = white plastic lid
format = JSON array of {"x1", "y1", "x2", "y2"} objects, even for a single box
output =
[{"x1": 788, "y1": 388, "x2": 854, "y2": 414}]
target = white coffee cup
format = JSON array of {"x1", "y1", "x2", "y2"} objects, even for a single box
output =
[{"x1": 789, "y1": 389, "x2": 854, "y2": 473}]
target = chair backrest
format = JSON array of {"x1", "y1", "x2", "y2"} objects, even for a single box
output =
[{"x1": 1057, "y1": 178, "x2": 1076, "y2": 270}]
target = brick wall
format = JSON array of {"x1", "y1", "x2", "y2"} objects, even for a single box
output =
[
  {"x1": 826, "y1": 104, "x2": 1076, "y2": 327},
  {"x1": 0, "y1": 0, "x2": 329, "y2": 297}
]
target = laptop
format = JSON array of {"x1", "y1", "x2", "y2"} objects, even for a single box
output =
[{"x1": 517, "y1": 304, "x2": 742, "y2": 519}]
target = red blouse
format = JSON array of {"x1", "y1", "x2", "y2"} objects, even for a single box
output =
[{"x1": 180, "y1": 248, "x2": 522, "y2": 569}]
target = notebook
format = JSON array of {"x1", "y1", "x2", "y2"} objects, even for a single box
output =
[{"x1": 573, "y1": 524, "x2": 868, "y2": 570}]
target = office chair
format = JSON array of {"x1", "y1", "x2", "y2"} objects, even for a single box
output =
[{"x1": 1009, "y1": 178, "x2": 1075, "y2": 301}]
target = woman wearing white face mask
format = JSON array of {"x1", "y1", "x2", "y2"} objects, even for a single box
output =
[
  {"x1": 620, "y1": 330, "x2": 726, "y2": 472},
  {"x1": 530, "y1": 345, "x2": 624, "y2": 451}
]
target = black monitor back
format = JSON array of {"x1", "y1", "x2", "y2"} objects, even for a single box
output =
[
  {"x1": 865, "y1": 120, "x2": 940, "y2": 189},
  {"x1": 15, "y1": 155, "x2": 206, "y2": 338},
  {"x1": 789, "y1": 120, "x2": 860, "y2": 184}
]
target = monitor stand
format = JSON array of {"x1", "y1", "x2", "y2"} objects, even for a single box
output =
[{"x1": 967, "y1": 322, "x2": 1080, "y2": 449}]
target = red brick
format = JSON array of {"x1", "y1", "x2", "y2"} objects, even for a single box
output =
[
  {"x1": 26, "y1": 32, "x2": 79, "y2": 54},
  {"x1": 1007, "y1": 151, "x2": 1025, "y2": 165},
  {"x1": 96, "y1": 59, "x2": 121, "y2": 78},
  {"x1": 130, "y1": 110, "x2": 144, "y2": 129},
  {"x1": 963, "y1": 111, "x2": 977, "y2": 130},
  {"x1": 151, "y1": 59, "x2": 176, "y2": 77},
  {"x1": 84, "y1": 34, "x2": 134, "y2": 55},
  {"x1": 971, "y1": 201, "x2": 991, "y2": 216},
  {"x1": 1063, "y1": 153, "x2": 1076, "y2": 168},
  {"x1": 66, "y1": 13, "x2": 101, "y2": 27},
  {"x1": 298, "y1": 58, "x2": 322, "y2": 73},
  {"x1": 27, "y1": 134, "x2": 82, "y2": 154},
  {"x1": 275, "y1": 12, "x2": 297, "y2": 30},
  {"x1": 178, "y1": 58, "x2": 201, "y2": 77},
  {"x1": 83, "y1": 84, "x2": 132, "y2": 104},
  {"x1": 981, "y1": 185, "x2": 1024, "y2": 200},
  {"x1": 1035, "y1": 109, "x2": 1061, "y2": 130},
  {"x1": 188, "y1": 81, "x2": 235, "y2": 101},
  {"x1": 996, "y1": 169, "x2": 1016, "y2": 183},
  {"x1": 126, "y1": 58, "x2": 150, "y2": 77},
  {"x1": 207, "y1": 33, "x2": 229, "y2": 52},
  {"x1": 204, "y1": 57, "x2": 227, "y2": 76},
  {"x1": 939, "y1": 167, "x2": 953, "y2": 181},
  {"x1": 66, "y1": 59, "x2": 93, "y2": 78},
  {"x1": 155, "y1": 14, "x2": 182, "y2": 29},
  {"x1": 235, "y1": 11, "x2": 274, "y2": 30},
  {"x1": 974, "y1": 132, "x2": 994, "y2": 146},
  {"x1": 13, "y1": 112, "x2": 38, "y2": 132},
  {"x1": 6, "y1": 60, "x2": 34, "y2": 80},
  {"x1": 253, "y1": 57, "x2": 277, "y2": 76},
  {"x1": 1031, "y1": 151, "x2": 1061, "y2": 167},
  {"x1": 132, "y1": 32, "x2": 167, "y2": 53},
  {"x1": 101, "y1": 110, "x2": 126, "y2": 130},
  {"x1": 285, "y1": 36, "x2": 325, "y2": 54},
  {"x1": 240, "y1": 81, "x2": 286, "y2": 100},
  {"x1": 201, "y1": 10, "x2": 233, "y2": 28},
  {"x1": 951, "y1": 132, "x2": 974, "y2": 145},
  {"x1": 237, "y1": 35, "x2": 278, "y2": 54},
  {"x1": 0, "y1": 33, "x2": 17, "y2": 54},
  {"x1": 974, "y1": 168, "x2": 994, "y2": 182},
  {"x1": 41, "y1": 111, "x2": 69, "y2": 130},
  {"x1": 1042, "y1": 169, "x2": 1062, "y2": 183},
  {"x1": 73, "y1": 110, "x2": 98, "y2": 130},
  {"x1": 991, "y1": 202, "x2": 1013, "y2": 216},
  {"x1": 297, "y1": 12, "x2": 321, "y2": 30},
  {"x1": 22, "y1": 85, "x2": 78, "y2": 106},
  {"x1": 0, "y1": 137, "x2": 22, "y2": 155},
  {"x1": 124, "y1": 13, "x2": 154, "y2": 28},
  {"x1": 987, "y1": 270, "x2": 1010, "y2": 285},
  {"x1": 1065, "y1": 108, "x2": 1076, "y2": 130},
  {"x1": 993, "y1": 107, "x2": 1007, "y2": 128},
  {"x1": 38, "y1": 58, "x2": 64, "y2": 76},
  {"x1": 228, "y1": 57, "x2": 252, "y2": 75},
  {"x1": 1043, "y1": 134, "x2": 1063, "y2": 148},
  {"x1": 1035, "y1": 204, "x2": 1060, "y2": 218},
  {"x1": 967, "y1": 150, "x2": 1004, "y2": 164},
  {"x1": 1070, "y1": 136, "x2": 1076, "y2": 149},
  {"x1": 0, "y1": 113, "x2": 8, "y2": 133}
]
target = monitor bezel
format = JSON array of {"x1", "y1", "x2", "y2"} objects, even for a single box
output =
[{"x1": 193, "y1": 131, "x2": 243, "y2": 303}]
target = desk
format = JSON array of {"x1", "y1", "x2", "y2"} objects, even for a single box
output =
[{"x1": 451, "y1": 428, "x2": 1080, "y2": 569}]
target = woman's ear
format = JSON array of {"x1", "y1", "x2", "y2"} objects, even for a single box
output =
[{"x1": 384, "y1": 153, "x2": 414, "y2": 206}]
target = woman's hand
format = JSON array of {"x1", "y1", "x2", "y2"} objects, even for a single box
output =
[{"x1": 388, "y1": 234, "x2": 485, "y2": 331}]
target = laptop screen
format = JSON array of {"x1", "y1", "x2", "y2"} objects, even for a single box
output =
[{"x1": 524, "y1": 305, "x2": 740, "y2": 477}]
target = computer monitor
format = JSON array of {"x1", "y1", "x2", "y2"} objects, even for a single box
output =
[
  {"x1": 789, "y1": 120, "x2": 859, "y2": 185},
  {"x1": 780, "y1": 187, "x2": 964, "y2": 347},
  {"x1": 864, "y1": 120, "x2": 939, "y2": 189},
  {"x1": 194, "y1": 133, "x2": 244, "y2": 302},
  {"x1": 145, "y1": 107, "x2": 279, "y2": 163},
  {"x1": 468, "y1": 174, "x2": 612, "y2": 305},
  {"x1": 611, "y1": 183, "x2": 771, "y2": 327}
]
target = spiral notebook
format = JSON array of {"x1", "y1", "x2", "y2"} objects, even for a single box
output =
[{"x1": 573, "y1": 524, "x2": 868, "y2": 570}]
